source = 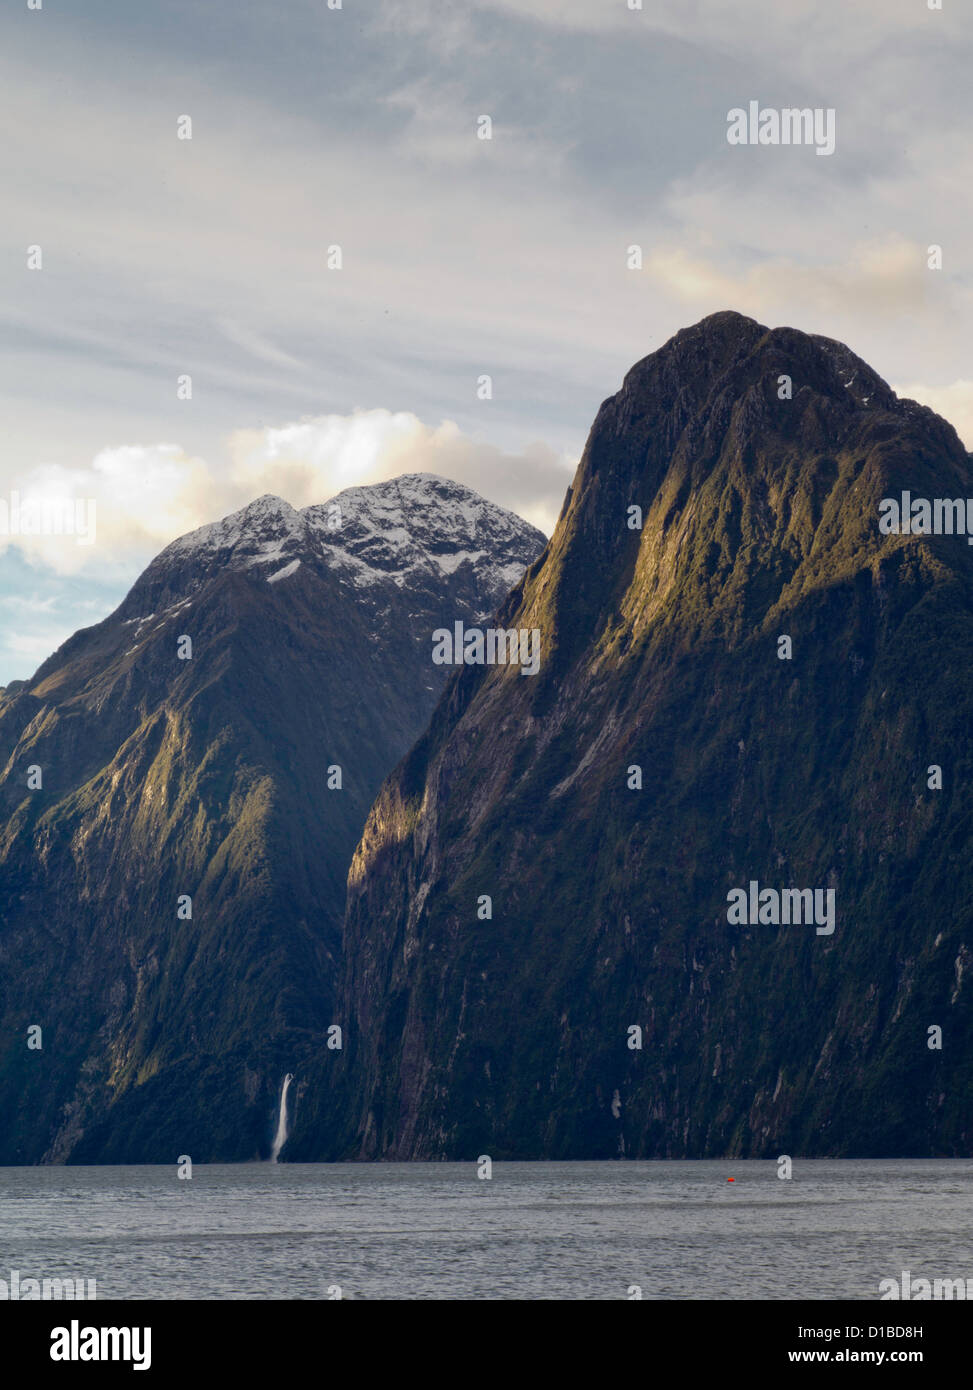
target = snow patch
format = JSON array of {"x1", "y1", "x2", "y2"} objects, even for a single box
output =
[
  {"x1": 267, "y1": 559, "x2": 302, "y2": 584},
  {"x1": 436, "y1": 549, "x2": 486, "y2": 575}
]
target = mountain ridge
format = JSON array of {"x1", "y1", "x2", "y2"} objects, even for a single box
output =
[
  {"x1": 0, "y1": 473, "x2": 545, "y2": 1162},
  {"x1": 320, "y1": 311, "x2": 973, "y2": 1162}
]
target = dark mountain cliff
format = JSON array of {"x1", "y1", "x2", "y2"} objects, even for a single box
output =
[
  {"x1": 0, "y1": 474, "x2": 544, "y2": 1162},
  {"x1": 327, "y1": 312, "x2": 973, "y2": 1161}
]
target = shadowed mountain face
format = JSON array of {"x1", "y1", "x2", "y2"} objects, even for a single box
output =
[
  {"x1": 0, "y1": 475, "x2": 545, "y2": 1163},
  {"x1": 327, "y1": 312, "x2": 973, "y2": 1162}
]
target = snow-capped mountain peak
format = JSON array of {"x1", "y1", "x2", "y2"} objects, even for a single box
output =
[{"x1": 117, "y1": 474, "x2": 547, "y2": 625}]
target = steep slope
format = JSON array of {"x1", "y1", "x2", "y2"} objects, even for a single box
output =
[
  {"x1": 0, "y1": 474, "x2": 544, "y2": 1162},
  {"x1": 332, "y1": 313, "x2": 973, "y2": 1161}
]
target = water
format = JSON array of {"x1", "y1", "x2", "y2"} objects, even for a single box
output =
[
  {"x1": 269, "y1": 1075, "x2": 293, "y2": 1164},
  {"x1": 0, "y1": 1160, "x2": 970, "y2": 1300}
]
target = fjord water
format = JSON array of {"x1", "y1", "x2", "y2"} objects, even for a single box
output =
[{"x1": 1, "y1": 1160, "x2": 969, "y2": 1300}]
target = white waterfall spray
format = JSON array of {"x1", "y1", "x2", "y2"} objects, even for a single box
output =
[{"x1": 270, "y1": 1073, "x2": 294, "y2": 1163}]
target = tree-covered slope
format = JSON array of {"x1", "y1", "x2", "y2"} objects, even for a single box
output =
[
  {"x1": 328, "y1": 313, "x2": 973, "y2": 1161},
  {"x1": 0, "y1": 475, "x2": 544, "y2": 1162}
]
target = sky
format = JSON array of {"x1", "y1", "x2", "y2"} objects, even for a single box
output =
[{"x1": 1, "y1": 0, "x2": 971, "y2": 683}]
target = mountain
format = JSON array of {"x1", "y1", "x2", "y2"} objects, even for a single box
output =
[
  {"x1": 0, "y1": 474, "x2": 545, "y2": 1162},
  {"x1": 327, "y1": 312, "x2": 973, "y2": 1161}
]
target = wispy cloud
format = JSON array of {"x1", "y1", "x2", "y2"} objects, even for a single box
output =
[
  {"x1": 215, "y1": 319, "x2": 307, "y2": 372},
  {"x1": 0, "y1": 0, "x2": 970, "y2": 682}
]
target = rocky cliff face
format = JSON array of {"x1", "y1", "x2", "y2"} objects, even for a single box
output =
[
  {"x1": 0, "y1": 475, "x2": 545, "y2": 1162},
  {"x1": 329, "y1": 313, "x2": 973, "y2": 1161}
]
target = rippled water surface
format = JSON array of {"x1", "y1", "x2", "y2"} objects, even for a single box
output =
[{"x1": 1, "y1": 1160, "x2": 970, "y2": 1299}]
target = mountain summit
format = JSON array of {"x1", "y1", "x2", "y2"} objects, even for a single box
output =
[
  {"x1": 5, "y1": 315, "x2": 972, "y2": 1165},
  {"x1": 0, "y1": 474, "x2": 544, "y2": 1162},
  {"x1": 325, "y1": 313, "x2": 973, "y2": 1161},
  {"x1": 115, "y1": 474, "x2": 538, "y2": 625}
]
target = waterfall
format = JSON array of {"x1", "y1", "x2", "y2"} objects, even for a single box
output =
[{"x1": 270, "y1": 1073, "x2": 294, "y2": 1163}]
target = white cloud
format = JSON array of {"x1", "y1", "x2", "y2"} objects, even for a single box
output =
[
  {"x1": 0, "y1": 412, "x2": 571, "y2": 581},
  {"x1": 230, "y1": 409, "x2": 573, "y2": 533},
  {"x1": 0, "y1": 445, "x2": 221, "y2": 576}
]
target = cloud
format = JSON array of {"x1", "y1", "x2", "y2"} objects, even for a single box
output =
[
  {"x1": 0, "y1": 445, "x2": 222, "y2": 577},
  {"x1": 644, "y1": 237, "x2": 933, "y2": 322},
  {"x1": 467, "y1": 0, "x2": 941, "y2": 51},
  {"x1": 215, "y1": 319, "x2": 307, "y2": 372},
  {"x1": 3, "y1": 0, "x2": 970, "y2": 490},
  {"x1": 228, "y1": 409, "x2": 573, "y2": 534},
  {"x1": 0, "y1": 412, "x2": 572, "y2": 584},
  {"x1": 2, "y1": 0, "x2": 971, "y2": 683},
  {"x1": 0, "y1": 410, "x2": 572, "y2": 685}
]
